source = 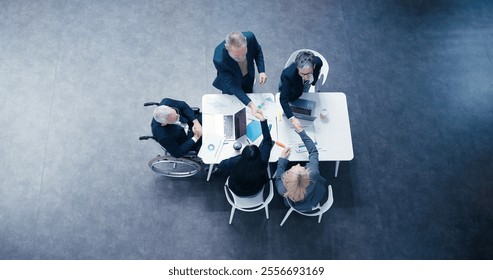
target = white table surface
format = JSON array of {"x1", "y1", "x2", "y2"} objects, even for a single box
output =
[
  {"x1": 199, "y1": 93, "x2": 279, "y2": 164},
  {"x1": 199, "y1": 92, "x2": 353, "y2": 180},
  {"x1": 273, "y1": 92, "x2": 354, "y2": 162}
]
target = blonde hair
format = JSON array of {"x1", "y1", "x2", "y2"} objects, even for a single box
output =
[{"x1": 281, "y1": 167, "x2": 311, "y2": 202}]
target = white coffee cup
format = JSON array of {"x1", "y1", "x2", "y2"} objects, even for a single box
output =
[{"x1": 320, "y1": 108, "x2": 329, "y2": 121}]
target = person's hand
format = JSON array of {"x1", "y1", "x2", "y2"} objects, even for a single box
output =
[
  {"x1": 280, "y1": 147, "x2": 291, "y2": 159},
  {"x1": 258, "y1": 72, "x2": 268, "y2": 85},
  {"x1": 290, "y1": 117, "x2": 303, "y2": 132},
  {"x1": 193, "y1": 123, "x2": 202, "y2": 139},
  {"x1": 248, "y1": 102, "x2": 261, "y2": 115},
  {"x1": 192, "y1": 120, "x2": 202, "y2": 135},
  {"x1": 193, "y1": 130, "x2": 202, "y2": 139},
  {"x1": 253, "y1": 110, "x2": 265, "y2": 121}
]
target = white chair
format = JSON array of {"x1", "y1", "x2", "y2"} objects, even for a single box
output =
[
  {"x1": 284, "y1": 49, "x2": 329, "y2": 92},
  {"x1": 280, "y1": 185, "x2": 334, "y2": 226},
  {"x1": 223, "y1": 175, "x2": 274, "y2": 224}
]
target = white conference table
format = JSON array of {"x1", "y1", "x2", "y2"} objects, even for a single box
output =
[
  {"x1": 199, "y1": 93, "x2": 279, "y2": 181},
  {"x1": 274, "y1": 92, "x2": 354, "y2": 177},
  {"x1": 199, "y1": 92, "x2": 353, "y2": 181}
]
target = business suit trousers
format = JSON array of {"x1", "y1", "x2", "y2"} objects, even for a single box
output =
[{"x1": 241, "y1": 74, "x2": 254, "y2": 93}]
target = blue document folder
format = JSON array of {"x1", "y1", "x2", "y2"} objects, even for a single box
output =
[{"x1": 246, "y1": 120, "x2": 271, "y2": 142}]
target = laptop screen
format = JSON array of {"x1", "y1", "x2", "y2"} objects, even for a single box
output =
[
  {"x1": 289, "y1": 98, "x2": 317, "y2": 121},
  {"x1": 234, "y1": 107, "x2": 247, "y2": 139},
  {"x1": 289, "y1": 99, "x2": 316, "y2": 115}
]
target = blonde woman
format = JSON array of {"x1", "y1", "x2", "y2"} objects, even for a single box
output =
[{"x1": 275, "y1": 123, "x2": 326, "y2": 211}]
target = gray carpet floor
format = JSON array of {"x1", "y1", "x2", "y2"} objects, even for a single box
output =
[{"x1": 1, "y1": 0, "x2": 492, "y2": 259}]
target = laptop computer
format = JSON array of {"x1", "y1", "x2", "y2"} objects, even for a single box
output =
[
  {"x1": 213, "y1": 107, "x2": 247, "y2": 140},
  {"x1": 289, "y1": 98, "x2": 317, "y2": 121}
]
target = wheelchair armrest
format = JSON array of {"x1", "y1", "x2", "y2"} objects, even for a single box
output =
[{"x1": 139, "y1": 136, "x2": 156, "y2": 141}]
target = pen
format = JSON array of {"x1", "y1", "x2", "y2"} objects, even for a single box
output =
[
  {"x1": 297, "y1": 141, "x2": 317, "y2": 148},
  {"x1": 275, "y1": 141, "x2": 286, "y2": 148}
]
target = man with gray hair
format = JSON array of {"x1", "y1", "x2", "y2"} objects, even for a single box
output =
[
  {"x1": 151, "y1": 98, "x2": 202, "y2": 158},
  {"x1": 212, "y1": 31, "x2": 267, "y2": 114},
  {"x1": 279, "y1": 50, "x2": 323, "y2": 128}
]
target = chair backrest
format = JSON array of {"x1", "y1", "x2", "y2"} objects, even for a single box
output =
[
  {"x1": 284, "y1": 49, "x2": 330, "y2": 88},
  {"x1": 224, "y1": 176, "x2": 274, "y2": 211},
  {"x1": 289, "y1": 185, "x2": 334, "y2": 216}
]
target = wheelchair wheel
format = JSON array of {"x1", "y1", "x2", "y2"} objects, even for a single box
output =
[{"x1": 148, "y1": 155, "x2": 201, "y2": 177}]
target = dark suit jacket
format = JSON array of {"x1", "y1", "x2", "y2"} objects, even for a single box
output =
[
  {"x1": 151, "y1": 98, "x2": 201, "y2": 158},
  {"x1": 212, "y1": 31, "x2": 265, "y2": 106},
  {"x1": 219, "y1": 120, "x2": 273, "y2": 196},
  {"x1": 279, "y1": 56, "x2": 323, "y2": 119}
]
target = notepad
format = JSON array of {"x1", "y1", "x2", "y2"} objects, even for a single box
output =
[
  {"x1": 246, "y1": 121, "x2": 272, "y2": 142},
  {"x1": 198, "y1": 134, "x2": 225, "y2": 161}
]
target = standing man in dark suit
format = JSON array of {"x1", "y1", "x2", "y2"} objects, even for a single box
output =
[
  {"x1": 279, "y1": 50, "x2": 323, "y2": 129},
  {"x1": 151, "y1": 98, "x2": 202, "y2": 158},
  {"x1": 212, "y1": 31, "x2": 268, "y2": 113}
]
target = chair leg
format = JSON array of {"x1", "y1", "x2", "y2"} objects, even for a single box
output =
[
  {"x1": 229, "y1": 207, "x2": 235, "y2": 224},
  {"x1": 264, "y1": 205, "x2": 269, "y2": 220},
  {"x1": 206, "y1": 164, "x2": 214, "y2": 181},
  {"x1": 280, "y1": 208, "x2": 294, "y2": 226}
]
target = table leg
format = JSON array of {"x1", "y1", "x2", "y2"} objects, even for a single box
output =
[
  {"x1": 206, "y1": 163, "x2": 214, "y2": 181},
  {"x1": 335, "y1": 161, "x2": 340, "y2": 177}
]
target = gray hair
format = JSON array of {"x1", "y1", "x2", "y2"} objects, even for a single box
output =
[
  {"x1": 153, "y1": 105, "x2": 174, "y2": 125},
  {"x1": 225, "y1": 31, "x2": 247, "y2": 49},
  {"x1": 295, "y1": 51, "x2": 315, "y2": 70}
]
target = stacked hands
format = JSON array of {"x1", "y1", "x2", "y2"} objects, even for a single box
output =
[
  {"x1": 247, "y1": 96, "x2": 304, "y2": 161},
  {"x1": 192, "y1": 119, "x2": 202, "y2": 140},
  {"x1": 247, "y1": 101, "x2": 262, "y2": 116},
  {"x1": 252, "y1": 108, "x2": 266, "y2": 121}
]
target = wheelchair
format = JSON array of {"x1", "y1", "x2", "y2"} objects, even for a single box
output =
[{"x1": 140, "y1": 102, "x2": 202, "y2": 178}]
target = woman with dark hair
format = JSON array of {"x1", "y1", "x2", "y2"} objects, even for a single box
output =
[{"x1": 219, "y1": 110, "x2": 273, "y2": 197}]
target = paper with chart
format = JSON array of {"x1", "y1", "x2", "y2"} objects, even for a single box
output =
[{"x1": 282, "y1": 123, "x2": 318, "y2": 153}]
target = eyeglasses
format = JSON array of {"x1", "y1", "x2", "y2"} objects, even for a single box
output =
[{"x1": 298, "y1": 70, "x2": 313, "y2": 78}]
